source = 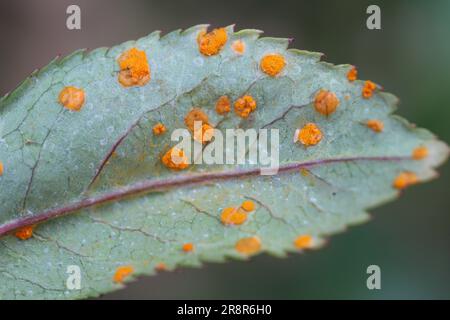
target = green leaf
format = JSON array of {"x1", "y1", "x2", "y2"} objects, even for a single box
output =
[{"x1": 0, "y1": 25, "x2": 447, "y2": 299}]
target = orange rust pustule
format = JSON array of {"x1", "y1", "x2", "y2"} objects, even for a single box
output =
[
  {"x1": 235, "y1": 236, "x2": 262, "y2": 255},
  {"x1": 231, "y1": 40, "x2": 245, "y2": 55},
  {"x1": 314, "y1": 89, "x2": 339, "y2": 116},
  {"x1": 193, "y1": 123, "x2": 215, "y2": 144},
  {"x1": 366, "y1": 119, "x2": 384, "y2": 132},
  {"x1": 198, "y1": 28, "x2": 227, "y2": 56},
  {"x1": 297, "y1": 123, "x2": 323, "y2": 146},
  {"x1": 294, "y1": 235, "x2": 313, "y2": 249},
  {"x1": 113, "y1": 265, "x2": 134, "y2": 283},
  {"x1": 215, "y1": 95, "x2": 231, "y2": 115},
  {"x1": 0, "y1": 161, "x2": 3, "y2": 176},
  {"x1": 14, "y1": 225, "x2": 34, "y2": 240},
  {"x1": 58, "y1": 86, "x2": 85, "y2": 111},
  {"x1": 152, "y1": 123, "x2": 167, "y2": 136},
  {"x1": 182, "y1": 242, "x2": 195, "y2": 252},
  {"x1": 221, "y1": 207, "x2": 248, "y2": 226},
  {"x1": 161, "y1": 147, "x2": 190, "y2": 170},
  {"x1": 362, "y1": 80, "x2": 377, "y2": 99},
  {"x1": 241, "y1": 200, "x2": 255, "y2": 212},
  {"x1": 117, "y1": 47, "x2": 150, "y2": 87},
  {"x1": 393, "y1": 172, "x2": 418, "y2": 190},
  {"x1": 347, "y1": 66, "x2": 358, "y2": 82},
  {"x1": 260, "y1": 54, "x2": 286, "y2": 77},
  {"x1": 412, "y1": 146, "x2": 428, "y2": 160},
  {"x1": 184, "y1": 108, "x2": 209, "y2": 132},
  {"x1": 155, "y1": 262, "x2": 167, "y2": 271},
  {"x1": 234, "y1": 95, "x2": 257, "y2": 118}
]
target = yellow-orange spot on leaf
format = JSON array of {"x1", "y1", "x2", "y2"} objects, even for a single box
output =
[
  {"x1": 294, "y1": 234, "x2": 313, "y2": 249},
  {"x1": 241, "y1": 200, "x2": 255, "y2": 212},
  {"x1": 221, "y1": 207, "x2": 248, "y2": 225},
  {"x1": 152, "y1": 123, "x2": 166, "y2": 136},
  {"x1": 215, "y1": 95, "x2": 231, "y2": 115},
  {"x1": 347, "y1": 66, "x2": 358, "y2": 82},
  {"x1": 161, "y1": 147, "x2": 189, "y2": 170},
  {"x1": 113, "y1": 265, "x2": 134, "y2": 283},
  {"x1": 58, "y1": 86, "x2": 85, "y2": 111},
  {"x1": 234, "y1": 95, "x2": 257, "y2": 118},
  {"x1": 366, "y1": 119, "x2": 384, "y2": 132},
  {"x1": 260, "y1": 54, "x2": 286, "y2": 77},
  {"x1": 184, "y1": 108, "x2": 209, "y2": 132},
  {"x1": 182, "y1": 242, "x2": 194, "y2": 252},
  {"x1": 362, "y1": 80, "x2": 377, "y2": 99},
  {"x1": 412, "y1": 146, "x2": 428, "y2": 160},
  {"x1": 300, "y1": 168, "x2": 309, "y2": 176},
  {"x1": 393, "y1": 172, "x2": 418, "y2": 190},
  {"x1": 155, "y1": 262, "x2": 167, "y2": 271},
  {"x1": 0, "y1": 161, "x2": 3, "y2": 176},
  {"x1": 314, "y1": 89, "x2": 339, "y2": 116},
  {"x1": 344, "y1": 94, "x2": 351, "y2": 101},
  {"x1": 231, "y1": 40, "x2": 246, "y2": 54},
  {"x1": 235, "y1": 236, "x2": 261, "y2": 255},
  {"x1": 198, "y1": 28, "x2": 227, "y2": 56},
  {"x1": 14, "y1": 225, "x2": 34, "y2": 240},
  {"x1": 296, "y1": 123, "x2": 323, "y2": 147},
  {"x1": 117, "y1": 47, "x2": 150, "y2": 87},
  {"x1": 194, "y1": 123, "x2": 215, "y2": 144}
]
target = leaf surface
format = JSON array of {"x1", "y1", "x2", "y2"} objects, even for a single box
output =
[{"x1": 0, "y1": 25, "x2": 447, "y2": 299}]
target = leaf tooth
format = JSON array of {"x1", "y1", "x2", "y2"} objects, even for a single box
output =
[
  {"x1": 233, "y1": 28, "x2": 264, "y2": 39},
  {"x1": 256, "y1": 37, "x2": 291, "y2": 51},
  {"x1": 286, "y1": 48, "x2": 323, "y2": 63},
  {"x1": 182, "y1": 24, "x2": 210, "y2": 36}
]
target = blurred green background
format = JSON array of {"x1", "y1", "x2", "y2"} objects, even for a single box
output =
[{"x1": 0, "y1": 0, "x2": 448, "y2": 299}]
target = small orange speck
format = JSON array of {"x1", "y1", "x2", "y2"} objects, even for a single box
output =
[
  {"x1": 184, "y1": 108, "x2": 209, "y2": 132},
  {"x1": 235, "y1": 236, "x2": 261, "y2": 255},
  {"x1": 155, "y1": 262, "x2": 167, "y2": 271},
  {"x1": 58, "y1": 86, "x2": 85, "y2": 111},
  {"x1": 0, "y1": 161, "x2": 3, "y2": 176},
  {"x1": 194, "y1": 123, "x2": 215, "y2": 144},
  {"x1": 221, "y1": 207, "x2": 248, "y2": 225},
  {"x1": 300, "y1": 168, "x2": 309, "y2": 176},
  {"x1": 161, "y1": 147, "x2": 190, "y2": 170},
  {"x1": 296, "y1": 123, "x2": 323, "y2": 147},
  {"x1": 198, "y1": 28, "x2": 228, "y2": 56},
  {"x1": 344, "y1": 94, "x2": 351, "y2": 101},
  {"x1": 117, "y1": 47, "x2": 150, "y2": 87},
  {"x1": 231, "y1": 40, "x2": 246, "y2": 54},
  {"x1": 366, "y1": 119, "x2": 384, "y2": 132},
  {"x1": 314, "y1": 89, "x2": 339, "y2": 116},
  {"x1": 294, "y1": 235, "x2": 313, "y2": 249},
  {"x1": 215, "y1": 95, "x2": 231, "y2": 115},
  {"x1": 234, "y1": 95, "x2": 257, "y2": 118},
  {"x1": 260, "y1": 54, "x2": 286, "y2": 77},
  {"x1": 182, "y1": 242, "x2": 194, "y2": 252},
  {"x1": 152, "y1": 123, "x2": 167, "y2": 136},
  {"x1": 113, "y1": 265, "x2": 134, "y2": 283},
  {"x1": 14, "y1": 225, "x2": 34, "y2": 240},
  {"x1": 241, "y1": 200, "x2": 255, "y2": 212},
  {"x1": 412, "y1": 146, "x2": 428, "y2": 160},
  {"x1": 393, "y1": 172, "x2": 418, "y2": 190},
  {"x1": 362, "y1": 80, "x2": 377, "y2": 99},
  {"x1": 347, "y1": 66, "x2": 358, "y2": 82}
]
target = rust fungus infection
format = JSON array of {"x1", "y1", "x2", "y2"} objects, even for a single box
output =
[
  {"x1": 234, "y1": 95, "x2": 257, "y2": 118},
  {"x1": 412, "y1": 146, "x2": 428, "y2": 160},
  {"x1": 182, "y1": 242, "x2": 195, "y2": 252},
  {"x1": 161, "y1": 147, "x2": 190, "y2": 170},
  {"x1": 198, "y1": 27, "x2": 227, "y2": 56},
  {"x1": 184, "y1": 108, "x2": 209, "y2": 132},
  {"x1": 152, "y1": 123, "x2": 167, "y2": 136},
  {"x1": 366, "y1": 119, "x2": 384, "y2": 132},
  {"x1": 235, "y1": 236, "x2": 262, "y2": 255},
  {"x1": 221, "y1": 207, "x2": 248, "y2": 226},
  {"x1": 241, "y1": 200, "x2": 255, "y2": 212},
  {"x1": 314, "y1": 89, "x2": 340, "y2": 116},
  {"x1": 260, "y1": 53, "x2": 286, "y2": 77},
  {"x1": 215, "y1": 95, "x2": 231, "y2": 115},
  {"x1": 0, "y1": 161, "x2": 3, "y2": 176},
  {"x1": 393, "y1": 172, "x2": 418, "y2": 190},
  {"x1": 362, "y1": 80, "x2": 377, "y2": 99},
  {"x1": 117, "y1": 47, "x2": 150, "y2": 87},
  {"x1": 155, "y1": 262, "x2": 167, "y2": 271},
  {"x1": 294, "y1": 235, "x2": 313, "y2": 249},
  {"x1": 231, "y1": 39, "x2": 246, "y2": 55},
  {"x1": 14, "y1": 225, "x2": 34, "y2": 240},
  {"x1": 347, "y1": 66, "x2": 358, "y2": 82},
  {"x1": 113, "y1": 265, "x2": 134, "y2": 283},
  {"x1": 296, "y1": 123, "x2": 323, "y2": 147},
  {"x1": 58, "y1": 86, "x2": 85, "y2": 111}
]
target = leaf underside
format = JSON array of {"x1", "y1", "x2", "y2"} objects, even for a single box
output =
[{"x1": 0, "y1": 25, "x2": 448, "y2": 299}]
